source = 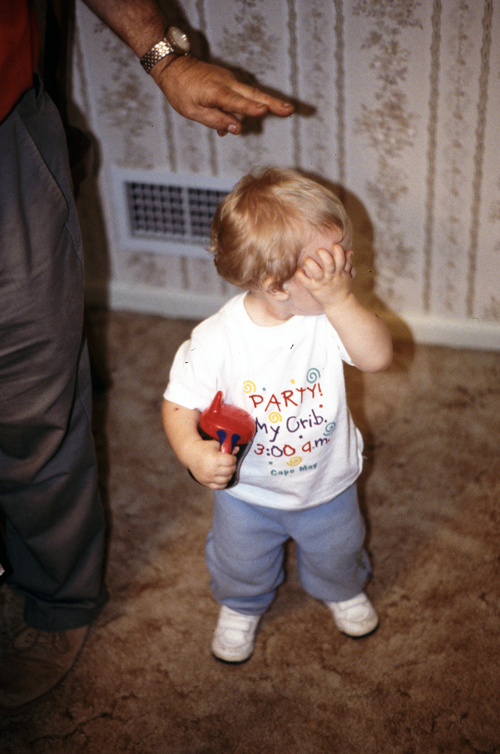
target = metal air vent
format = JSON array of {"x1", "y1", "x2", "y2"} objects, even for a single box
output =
[{"x1": 111, "y1": 168, "x2": 235, "y2": 259}]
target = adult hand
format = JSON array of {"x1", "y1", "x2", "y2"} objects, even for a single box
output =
[
  {"x1": 151, "y1": 55, "x2": 294, "y2": 136},
  {"x1": 81, "y1": 1, "x2": 293, "y2": 134}
]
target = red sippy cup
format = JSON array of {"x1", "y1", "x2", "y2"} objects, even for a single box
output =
[{"x1": 194, "y1": 391, "x2": 256, "y2": 488}]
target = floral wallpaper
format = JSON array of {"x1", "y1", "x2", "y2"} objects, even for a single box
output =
[
  {"x1": 431, "y1": 0, "x2": 491, "y2": 318},
  {"x1": 73, "y1": 0, "x2": 500, "y2": 348}
]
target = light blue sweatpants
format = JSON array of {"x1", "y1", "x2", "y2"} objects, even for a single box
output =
[{"x1": 205, "y1": 484, "x2": 371, "y2": 616}]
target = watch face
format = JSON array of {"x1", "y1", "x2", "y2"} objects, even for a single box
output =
[{"x1": 168, "y1": 27, "x2": 190, "y2": 54}]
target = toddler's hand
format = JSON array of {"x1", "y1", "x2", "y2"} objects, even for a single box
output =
[
  {"x1": 295, "y1": 244, "x2": 354, "y2": 310},
  {"x1": 188, "y1": 438, "x2": 238, "y2": 490}
]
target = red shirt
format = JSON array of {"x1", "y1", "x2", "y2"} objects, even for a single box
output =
[{"x1": 0, "y1": 0, "x2": 40, "y2": 123}]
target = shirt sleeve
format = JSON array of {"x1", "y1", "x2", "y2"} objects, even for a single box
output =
[{"x1": 163, "y1": 335, "x2": 220, "y2": 411}]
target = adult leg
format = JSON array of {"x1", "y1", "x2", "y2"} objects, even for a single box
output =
[
  {"x1": 0, "y1": 82, "x2": 107, "y2": 711},
  {"x1": 0, "y1": 82, "x2": 107, "y2": 631}
]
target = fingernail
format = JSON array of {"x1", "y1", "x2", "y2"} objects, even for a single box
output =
[{"x1": 227, "y1": 123, "x2": 238, "y2": 134}]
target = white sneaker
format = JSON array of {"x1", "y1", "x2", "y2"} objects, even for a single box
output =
[
  {"x1": 325, "y1": 593, "x2": 379, "y2": 637},
  {"x1": 212, "y1": 606, "x2": 261, "y2": 663}
]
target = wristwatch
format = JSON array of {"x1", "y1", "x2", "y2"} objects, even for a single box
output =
[{"x1": 140, "y1": 27, "x2": 191, "y2": 74}]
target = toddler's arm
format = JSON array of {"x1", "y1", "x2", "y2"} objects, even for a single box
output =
[
  {"x1": 296, "y1": 244, "x2": 393, "y2": 373},
  {"x1": 162, "y1": 399, "x2": 238, "y2": 489}
]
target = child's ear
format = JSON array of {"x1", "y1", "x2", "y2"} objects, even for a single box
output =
[{"x1": 262, "y1": 277, "x2": 290, "y2": 300}]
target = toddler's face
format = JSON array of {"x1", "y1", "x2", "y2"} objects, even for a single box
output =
[{"x1": 282, "y1": 226, "x2": 345, "y2": 316}]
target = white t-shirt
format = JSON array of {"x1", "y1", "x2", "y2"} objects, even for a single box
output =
[{"x1": 164, "y1": 293, "x2": 363, "y2": 510}]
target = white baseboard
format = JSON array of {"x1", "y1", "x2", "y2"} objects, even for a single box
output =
[
  {"x1": 85, "y1": 280, "x2": 500, "y2": 352},
  {"x1": 85, "y1": 280, "x2": 230, "y2": 322},
  {"x1": 382, "y1": 311, "x2": 500, "y2": 351}
]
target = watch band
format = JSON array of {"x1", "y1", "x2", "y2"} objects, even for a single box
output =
[
  {"x1": 140, "y1": 28, "x2": 190, "y2": 74},
  {"x1": 140, "y1": 38, "x2": 176, "y2": 74}
]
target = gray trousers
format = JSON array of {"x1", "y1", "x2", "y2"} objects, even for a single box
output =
[{"x1": 0, "y1": 80, "x2": 107, "y2": 631}]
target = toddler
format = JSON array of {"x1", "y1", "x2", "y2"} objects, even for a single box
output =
[{"x1": 163, "y1": 167, "x2": 392, "y2": 663}]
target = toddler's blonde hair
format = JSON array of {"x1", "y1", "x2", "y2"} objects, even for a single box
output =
[{"x1": 209, "y1": 167, "x2": 352, "y2": 290}]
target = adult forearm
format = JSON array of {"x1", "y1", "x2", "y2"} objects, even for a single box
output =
[
  {"x1": 80, "y1": 0, "x2": 294, "y2": 134},
  {"x1": 80, "y1": 0, "x2": 175, "y2": 58}
]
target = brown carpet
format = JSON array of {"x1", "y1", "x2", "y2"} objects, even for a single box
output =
[{"x1": 1, "y1": 309, "x2": 499, "y2": 753}]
